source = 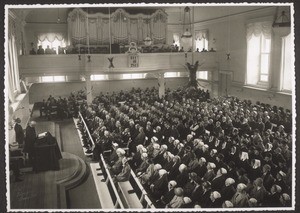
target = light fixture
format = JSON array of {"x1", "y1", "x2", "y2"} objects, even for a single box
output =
[
  {"x1": 181, "y1": 6, "x2": 192, "y2": 52},
  {"x1": 226, "y1": 8, "x2": 231, "y2": 60},
  {"x1": 144, "y1": 12, "x2": 152, "y2": 46},
  {"x1": 57, "y1": 8, "x2": 61, "y2": 23},
  {"x1": 273, "y1": 7, "x2": 291, "y2": 37}
]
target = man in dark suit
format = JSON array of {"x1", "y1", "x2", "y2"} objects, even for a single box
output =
[
  {"x1": 24, "y1": 121, "x2": 37, "y2": 166},
  {"x1": 190, "y1": 176, "x2": 203, "y2": 205},
  {"x1": 14, "y1": 118, "x2": 24, "y2": 146}
]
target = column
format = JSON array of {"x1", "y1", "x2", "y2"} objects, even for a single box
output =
[
  {"x1": 158, "y1": 73, "x2": 165, "y2": 99},
  {"x1": 85, "y1": 74, "x2": 93, "y2": 104}
]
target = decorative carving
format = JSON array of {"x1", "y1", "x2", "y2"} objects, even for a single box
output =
[
  {"x1": 108, "y1": 57, "x2": 114, "y2": 68},
  {"x1": 185, "y1": 61, "x2": 205, "y2": 88}
]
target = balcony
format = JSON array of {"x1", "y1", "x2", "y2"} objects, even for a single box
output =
[{"x1": 19, "y1": 52, "x2": 219, "y2": 76}]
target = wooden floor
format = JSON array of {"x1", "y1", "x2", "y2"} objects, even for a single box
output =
[
  {"x1": 9, "y1": 152, "x2": 85, "y2": 209},
  {"x1": 9, "y1": 114, "x2": 101, "y2": 210}
]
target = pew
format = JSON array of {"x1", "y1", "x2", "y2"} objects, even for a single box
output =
[
  {"x1": 90, "y1": 162, "x2": 124, "y2": 208},
  {"x1": 99, "y1": 155, "x2": 125, "y2": 208}
]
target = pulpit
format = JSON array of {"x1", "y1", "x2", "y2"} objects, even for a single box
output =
[{"x1": 33, "y1": 132, "x2": 62, "y2": 172}]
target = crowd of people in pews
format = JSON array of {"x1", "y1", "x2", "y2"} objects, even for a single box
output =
[
  {"x1": 77, "y1": 86, "x2": 292, "y2": 208},
  {"x1": 39, "y1": 90, "x2": 86, "y2": 120}
]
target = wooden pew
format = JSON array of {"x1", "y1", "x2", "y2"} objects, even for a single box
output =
[
  {"x1": 117, "y1": 180, "x2": 143, "y2": 209},
  {"x1": 129, "y1": 170, "x2": 156, "y2": 209},
  {"x1": 99, "y1": 155, "x2": 125, "y2": 208},
  {"x1": 90, "y1": 162, "x2": 121, "y2": 209}
]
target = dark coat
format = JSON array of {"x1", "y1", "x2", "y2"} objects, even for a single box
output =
[
  {"x1": 190, "y1": 185, "x2": 203, "y2": 204},
  {"x1": 24, "y1": 126, "x2": 36, "y2": 153},
  {"x1": 221, "y1": 185, "x2": 236, "y2": 202},
  {"x1": 176, "y1": 170, "x2": 189, "y2": 188},
  {"x1": 161, "y1": 188, "x2": 175, "y2": 205},
  {"x1": 151, "y1": 174, "x2": 169, "y2": 199},
  {"x1": 198, "y1": 189, "x2": 212, "y2": 208},
  {"x1": 211, "y1": 175, "x2": 227, "y2": 192},
  {"x1": 14, "y1": 123, "x2": 24, "y2": 145}
]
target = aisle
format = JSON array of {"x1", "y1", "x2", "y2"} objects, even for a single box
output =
[{"x1": 59, "y1": 120, "x2": 101, "y2": 209}]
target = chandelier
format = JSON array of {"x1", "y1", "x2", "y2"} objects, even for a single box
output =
[
  {"x1": 181, "y1": 6, "x2": 193, "y2": 52},
  {"x1": 273, "y1": 7, "x2": 291, "y2": 37}
]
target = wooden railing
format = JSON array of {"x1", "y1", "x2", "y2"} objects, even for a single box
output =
[{"x1": 78, "y1": 112, "x2": 95, "y2": 148}]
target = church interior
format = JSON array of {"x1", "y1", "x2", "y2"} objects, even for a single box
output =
[{"x1": 5, "y1": 3, "x2": 295, "y2": 211}]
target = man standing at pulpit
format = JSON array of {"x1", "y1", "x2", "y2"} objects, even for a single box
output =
[{"x1": 24, "y1": 121, "x2": 37, "y2": 165}]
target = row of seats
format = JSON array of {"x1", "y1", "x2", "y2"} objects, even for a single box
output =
[{"x1": 76, "y1": 112, "x2": 153, "y2": 209}]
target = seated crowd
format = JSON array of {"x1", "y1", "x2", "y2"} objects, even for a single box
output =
[
  {"x1": 77, "y1": 87, "x2": 292, "y2": 208},
  {"x1": 39, "y1": 90, "x2": 86, "y2": 120}
]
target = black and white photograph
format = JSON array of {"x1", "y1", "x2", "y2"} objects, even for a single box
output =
[{"x1": 2, "y1": 1, "x2": 298, "y2": 212}]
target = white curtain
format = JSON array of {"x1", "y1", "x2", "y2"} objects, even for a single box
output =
[
  {"x1": 246, "y1": 35, "x2": 260, "y2": 85},
  {"x1": 246, "y1": 21, "x2": 272, "y2": 85},
  {"x1": 38, "y1": 33, "x2": 65, "y2": 42},
  {"x1": 195, "y1": 29, "x2": 208, "y2": 40},
  {"x1": 281, "y1": 33, "x2": 293, "y2": 91},
  {"x1": 195, "y1": 30, "x2": 208, "y2": 51},
  {"x1": 246, "y1": 21, "x2": 272, "y2": 40},
  {"x1": 7, "y1": 35, "x2": 21, "y2": 102}
]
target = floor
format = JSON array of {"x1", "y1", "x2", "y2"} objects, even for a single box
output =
[{"x1": 9, "y1": 111, "x2": 101, "y2": 210}]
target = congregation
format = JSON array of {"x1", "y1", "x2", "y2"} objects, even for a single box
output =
[{"x1": 76, "y1": 87, "x2": 293, "y2": 208}]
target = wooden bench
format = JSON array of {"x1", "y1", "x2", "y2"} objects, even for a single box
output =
[
  {"x1": 129, "y1": 170, "x2": 156, "y2": 209},
  {"x1": 99, "y1": 155, "x2": 125, "y2": 208},
  {"x1": 117, "y1": 181, "x2": 143, "y2": 209},
  {"x1": 90, "y1": 162, "x2": 115, "y2": 209}
]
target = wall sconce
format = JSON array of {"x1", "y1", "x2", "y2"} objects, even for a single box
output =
[
  {"x1": 87, "y1": 55, "x2": 91, "y2": 62},
  {"x1": 78, "y1": 55, "x2": 81, "y2": 60}
]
